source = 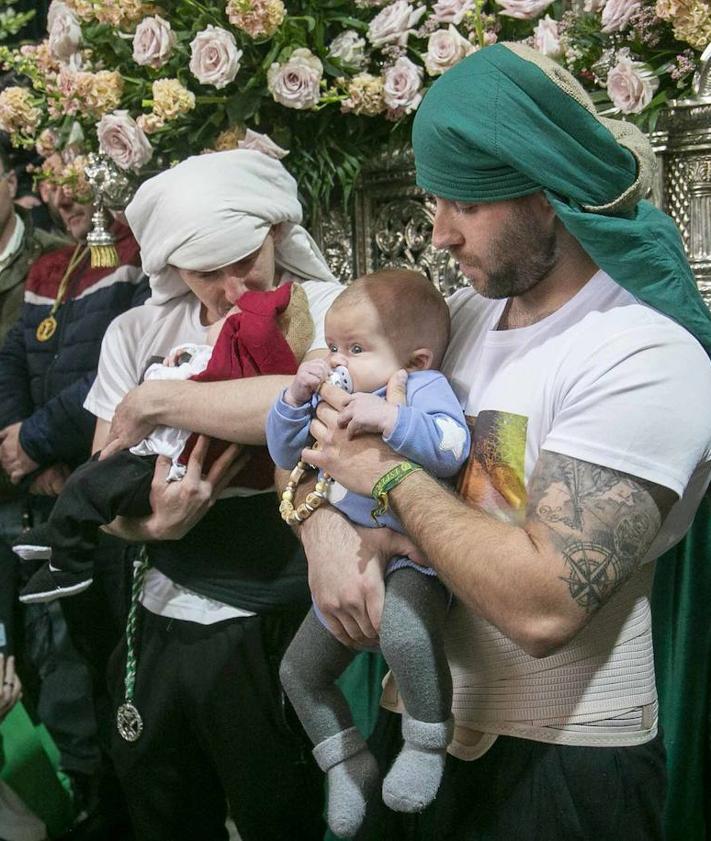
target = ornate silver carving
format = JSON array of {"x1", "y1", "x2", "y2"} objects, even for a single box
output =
[{"x1": 311, "y1": 206, "x2": 353, "y2": 285}]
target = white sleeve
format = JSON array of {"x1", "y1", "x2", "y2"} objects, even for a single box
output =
[
  {"x1": 542, "y1": 324, "x2": 711, "y2": 497},
  {"x1": 300, "y1": 280, "x2": 343, "y2": 352},
  {"x1": 84, "y1": 311, "x2": 143, "y2": 421}
]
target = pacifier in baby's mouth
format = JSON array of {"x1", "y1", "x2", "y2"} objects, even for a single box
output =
[{"x1": 326, "y1": 365, "x2": 353, "y2": 394}]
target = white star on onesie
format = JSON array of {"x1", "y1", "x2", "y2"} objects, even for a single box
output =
[{"x1": 435, "y1": 417, "x2": 467, "y2": 460}]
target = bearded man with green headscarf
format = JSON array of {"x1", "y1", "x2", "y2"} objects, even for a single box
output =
[{"x1": 303, "y1": 43, "x2": 711, "y2": 840}]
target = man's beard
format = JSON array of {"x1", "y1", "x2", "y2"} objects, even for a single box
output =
[{"x1": 462, "y1": 204, "x2": 560, "y2": 300}]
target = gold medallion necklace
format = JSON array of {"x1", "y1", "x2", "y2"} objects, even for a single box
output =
[{"x1": 36, "y1": 244, "x2": 89, "y2": 342}]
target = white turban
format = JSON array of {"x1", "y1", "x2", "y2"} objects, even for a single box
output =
[{"x1": 125, "y1": 149, "x2": 336, "y2": 305}]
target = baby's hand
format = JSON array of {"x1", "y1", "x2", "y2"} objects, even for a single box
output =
[
  {"x1": 337, "y1": 392, "x2": 399, "y2": 439},
  {"x1": 285, "y1": 358, "x2": 331, "y2": 407},
  {"x1": 163, "y1": 350, "x2": 182, "y2": 367}
]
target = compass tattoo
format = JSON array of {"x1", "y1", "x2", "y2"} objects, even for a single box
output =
[{"x1": 527, "y1": 451, "x2": 677, "y2": 613}]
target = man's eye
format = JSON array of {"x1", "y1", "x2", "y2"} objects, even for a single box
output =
[
  {"x1": 455, "y1": 203, "x2": 477, "y2": 214},
  {"x1": 351, "y1": 345, "x2": 363, "y2": 354}
]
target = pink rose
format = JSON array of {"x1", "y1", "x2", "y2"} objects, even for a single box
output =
[
  {"x1": 189, "y1": 26, "x2": 242, "y2": 89},
  {"x1": 367, "y1": 1, "x2": 427, "y2": 48},
  {"x1": 431, "y1": 0, "x2": 475, "y2": 25},
  {"x1": 133, "y1": 15, "x2": 176, "y2": 69},
  {"x1": 533, "y1": 15, "x2": 562, "y2": 58},
  {"x1": 328, "y1": 30, "x2": 367, "y2": 70},
  {"x1": 495, "y1": 0, "x2": 554, "y2": 20},
  {"x1": 47, "y1": 1, "x2": 82, "y2": 62},
  {"x1": 424, "y1": 25, "x2": 475, "y2": 76},
  {"x1": 601, "y1": 0, "x2": 642, "y2": 33},
  {"x1": 267, "y1": 48, "x2": 323, "y2": 110},
  {"x1": 97, "y1": 110, "x2": 153, "y2": 172},
  {"x1": 606, "y1": 56, "x2": 659, "y2": 114},
  {"x1": 237, "y1": 129, "x2": 289, "y2": 159},
  {"x1": 383, "y1": 56, "x2": 423, "y2": 113}
]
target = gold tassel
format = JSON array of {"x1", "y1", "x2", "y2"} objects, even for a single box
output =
[{"x1": 90, "y1": 244, "x2": 119, "y2": 268}]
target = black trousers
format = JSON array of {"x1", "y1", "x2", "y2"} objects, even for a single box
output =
[
  {"x1": 36, "y1": 450, "x2": 154, "y2": 573},
  {"x1": 108, "y1": 606, "x2": 325, "y2": 841},
  {"x1": 355, "y1": 709, "x2": 667, "y2": 841}
]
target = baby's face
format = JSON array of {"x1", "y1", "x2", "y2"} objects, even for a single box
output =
[{"x1": 325, "y1": 298, "x2": 406, "y2": 393}]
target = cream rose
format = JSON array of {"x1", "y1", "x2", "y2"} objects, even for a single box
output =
[
  {"x1": 601, "y1": 0, "x2": 642, "y2": 32},
  {"x1": 132, "y1": 15, "x2": 175, "y2": 68},
  {"x1": 267, "y1": 48, "x2": 323, "y2": 110},
  {"x1": 495, "y1": 0, "x2": 554, "y2": 19},
  {"x1": 47, "y1": 1, "x2": 82, "y2": 63},
  {"x1": 383, "y1": 56, "x2": 423, "y2": 113},
  {"x1": 424, "y1": 25, "x2": 475, "y2": 76},
  {"x1": 189, "y1": 26, "x2": 242, "y2": 89},
  {"x1": 367, "y1": 1, "x2": 427, "y2": 48},
  {"x1": 533, "y1": 15, "x2": 562, "y2": 57},
  {"x1": 327, "y1": 30, "x2": 367, "y2": 70},
  {"x1": 606, "y1": 56, "x2": 659, "y2": 113},
  {"x1": 583, "y1": 0, "x2": 606, "y2": 10},
  {"x1": 431, "y1": 0, "x2": 475, "y2": 24},
  {"x1": 237, "y1": 129, "x2": 289, "y2": 159},
  {"x1": 97, "y1": 110, "x2": 153, "y2": 171}
]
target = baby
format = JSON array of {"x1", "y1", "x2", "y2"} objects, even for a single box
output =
[
  {"x1": 16, "y1": 282, "x2": 312, "y2": 604},
  {"x1": 267, "y1": 269, "x2": 470, "y2": 838}
]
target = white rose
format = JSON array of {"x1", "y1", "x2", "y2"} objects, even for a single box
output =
[
  {"x1": 267, "y1": 48, "x2": 323, "y2": 110},
  {"x1": 367, "y1": 1, "x2": 427, "y2": 48},
  {"x1": 431, "y1": 0, "x2": 475, "y2": 25},
  {"x1": 424, "y1": 25, "x2": 475, "y2": 76},
  {"x1": 189, "y1": 26, "x2": 242, "y2": 89},
  {"x1": 601, "y1": 0, "x2": 642, "y2": 33},
  {"x1": 47, "y1": 1, "x2": 82, "y2": 62},
  {"x1": 383, "y1": 56, "x2": 423, "y2": 113},
  {"x1": 237, "y1": 129, "x2": 289, "y2": 159},
  {"x1": 495, "y1": 0, "x2": 554, "y2": 20},
  {"x1": 533, "y1": 15, "x2": 562, "y2": 58},
  {"x1": 606, "y1": 56, "x2": 659, "y2": 114},
  {"x1": 133, "y1": 15, "x2": 176, "y2": 69},
  {"x1": 97, "y1": 110, "x2": 153, "y2": 172},
  {"x1": 328, "y1": 30, "x2": 367, "y2": 70},
  {"x1": 583, "y1": 0, "x2": 606, "y2": 10}
]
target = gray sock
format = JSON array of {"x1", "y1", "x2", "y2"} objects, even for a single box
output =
[
  {"x1": 313, "y1": 727, "x2": 379, "y2": 838},
  {"x1": 382, "y1": 713, "x2": 454, "y2": 814}
]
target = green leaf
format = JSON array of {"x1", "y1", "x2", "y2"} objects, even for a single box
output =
[{"x1": 226, "y1": 88, "x2": 265, "y2": 123}]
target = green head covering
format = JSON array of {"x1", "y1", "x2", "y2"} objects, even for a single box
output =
[{"x1": 412, "y1": 42, "x2": 711, "y2": 354}]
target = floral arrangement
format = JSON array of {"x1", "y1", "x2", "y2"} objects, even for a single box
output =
[{"x1": 0, "y1": 0, "x2": 708, "y2": 216}]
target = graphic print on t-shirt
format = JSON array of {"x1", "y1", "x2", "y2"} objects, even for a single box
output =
[{"x1": 457, "y1": 410, "x2": 528, "y2": 525}]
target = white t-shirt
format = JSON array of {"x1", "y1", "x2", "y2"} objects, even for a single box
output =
[
  {"x1": 85, "y1": 277, "x2": 343, "y2": 624},
  {"x1": 383, "y1": 270, "x2": 711, "y2": 754}
]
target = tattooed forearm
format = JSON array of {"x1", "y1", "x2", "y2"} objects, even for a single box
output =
[{"x1": 527, "y1": 451, "x2": 677, "y2": 614}]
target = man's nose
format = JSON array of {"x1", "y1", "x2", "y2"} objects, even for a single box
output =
[
  {"x1": 431, "y1": 201, "x2": 463, "y2": 250},
  {"x1": 222, "y1": 273, "x2": 244, "y2": 303}
]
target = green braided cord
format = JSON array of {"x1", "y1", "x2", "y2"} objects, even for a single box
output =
[
  {"x1": 371, "y1": 461, "x2": 423, "y2": 521},
  {"x1": 123, "y1": 546, "x2": 149, "y2": 702}
]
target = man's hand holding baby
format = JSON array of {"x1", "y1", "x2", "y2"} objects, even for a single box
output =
[{"x1": 285, "y1": 358, "x2": 331, "y2": 407}]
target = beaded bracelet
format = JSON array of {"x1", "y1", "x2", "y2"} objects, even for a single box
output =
[
  {"x1": 371, "y1": 461, "x2": 423, "y2": 521},
  {"x1": 279, "y1": 460, "x2": 332, "y2": 526}
]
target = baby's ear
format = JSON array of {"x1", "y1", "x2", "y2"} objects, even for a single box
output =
[{"x1": 406, "y1": 348, "x2": 433, "y2": 372}]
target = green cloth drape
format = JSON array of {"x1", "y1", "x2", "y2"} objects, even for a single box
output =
[
  {"x1": 0, "y1": 702, "x2": 74, "y2": 838},
  {"x1": 652, "y1": 495, "x2": 711, "y2": 841}
]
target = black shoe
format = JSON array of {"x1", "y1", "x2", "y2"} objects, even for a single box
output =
[
  {"x1": 19, "y1": 563, "x2": 93, "y2": 604},
  {"x1": 13, "y1": 521, "x2": 54, "y2": 561}
]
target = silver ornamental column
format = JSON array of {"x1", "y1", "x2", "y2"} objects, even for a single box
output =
[{"x1": 651, "y1": 44, "x2": 711, "y2": 307}]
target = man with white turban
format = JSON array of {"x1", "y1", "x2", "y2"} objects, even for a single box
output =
[{"x1": 83, "y1": 149, "x2": 342, "y2": 841}]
